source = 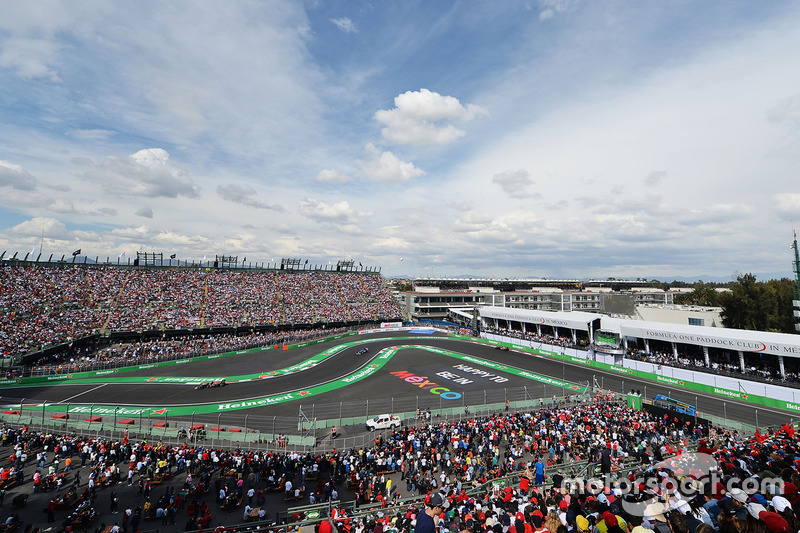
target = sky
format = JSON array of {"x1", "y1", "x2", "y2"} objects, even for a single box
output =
[{"x1": 1, "y1": 0, "x2": 799, "y2": 280}]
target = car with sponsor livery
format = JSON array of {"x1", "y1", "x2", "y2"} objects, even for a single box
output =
[
  {"x1": 366, "y1": 414, "x2": 401, "y2": 431},
  {"x1": 195, "y1": 381, "x2": 211, "y2": 390},
  {"x1": 211, "y1": 378, "x2": 226, "y2": 387},
  {"x1": 356, "y1": 348, "x2": 369, "y2": 356},
  {"x1": 494, "y1": 345, "x2": 510, "y2": 351}
]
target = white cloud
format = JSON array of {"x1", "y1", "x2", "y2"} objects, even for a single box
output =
[
  {"x1": 316, "y1": 168, "x2": 351, "y2": 182},
  {"x1": 70, "y1": 157, "x2": 93, "y2": 167},
  {"x1": 374, "y1": 89, "x2": 486, "y2": 146},
  {"x1": 90, "y1": 207, "x2": 117, "y2": 216},
  {"x1": 297, "y1": 198, "x2": 371, "y2": 225},
  {"x1": 46, "y1": 199, "x2": 76, "y2": 213},
  {"x1": 492, "y1": 169, "x2": 537, "y2": 199},
  {"x1": 6, "y1": 216, "x2": 98, "y2": 242},
  {"x1": 151, "y1": 231, "x2": 212, "y2": 247},
  {"x1": 68, "y1": 129, "x2": 115, "y2": 141},
  {"x1": 110, "y1": 225, "x2": 152, "y2": 241},
  {"x1": 331, "y1": 17, "x2": 357, "y2": 33},
  {"x1": 766, "y1": 93, "x2": 800, "y2": 156},
  {"x1": 357, "y1": 143, "x2": 424, "y2": 183},
  {"x1": 0, "y1": 37, "x2": 61, "y2": 81},
  {"x1": 0, "y1": 160, "x2": 38, "y2": 190},
  {"x1": 452, "y1": 212, "x2": 494, "y2": 233},
  {"x1": 537, "y1": 0, "x2": 579, "y2": 21},
  {"x1": 775, "y1": 193, "x2": 800, "y2": 219},
  {"x1": 83, "y1": 148, "x2": 200, "y2": 199},
  {"x1": 645, "y1": 170, "x2": 667, "y2": 187},
  {"x1": 216, "y1": 183, "x2": 284, "y2": 211},
  {"x1": 135, "y1": 206, "x2": 154, "y2": 218}
]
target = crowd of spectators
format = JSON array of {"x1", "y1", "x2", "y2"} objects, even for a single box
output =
[
  {"x1": 0, "y1": 399, "x2": 796, "y2": 533},
  {"x1": 627, "y1": 350, "x2": 800, "y2": 387},
  {"x1": 13, "y1": 326, "x2": 350, "y2": 377},
  {"x1": 0, "y1": 265, "x2": 402, "y2": 358},
  {"x1": 482, "y1": 327, "x2": 583, "y2": 350}
]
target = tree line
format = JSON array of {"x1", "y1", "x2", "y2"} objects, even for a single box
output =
[{"x1": 673, "y1": 274, "x2": 798, "y2": 333}]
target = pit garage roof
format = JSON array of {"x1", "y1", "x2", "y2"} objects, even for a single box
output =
[
  {"x1": 480, "y1": 306, "x2": 599, "y2": 331},
  {"x1": 478, "y1": 306, "x2": 800, "y2": 357}
]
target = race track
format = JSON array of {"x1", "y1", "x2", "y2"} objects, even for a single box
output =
[{"x1": 1, "y1": 331, "x2": 792, "y2": 435}]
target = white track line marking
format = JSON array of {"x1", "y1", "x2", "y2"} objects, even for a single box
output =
[{"x1": 58, "y1": 383, "x2": 107, "y2": 403}]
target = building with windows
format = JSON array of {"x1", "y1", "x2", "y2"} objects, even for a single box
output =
[{"x1": 396, "y1": 278, "x2": 678, "y2": 322}]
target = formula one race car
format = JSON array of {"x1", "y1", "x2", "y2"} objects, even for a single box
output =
[
  {"x1": 210, "y1": 378, "x2": 226, "y2": 387},
  {"x1": 195, "y1": 381, "x2": 211, "y2": 390},
  {"x1": 494, "y1": 345, "x2": 510, "y2": 351},
  {"x1": 355, "y1": 348, "x2": 369, "y2": 356}
]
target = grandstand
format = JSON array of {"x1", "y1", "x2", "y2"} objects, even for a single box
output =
[{"x1": 0, "y1": 260, "x2": 402, "y2": 363}]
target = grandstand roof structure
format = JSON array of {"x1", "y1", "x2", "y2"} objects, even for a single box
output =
[{"x1": 477, "y1": 305, "x2": 800, "y2": 357}]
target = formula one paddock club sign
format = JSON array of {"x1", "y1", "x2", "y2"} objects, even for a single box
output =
[{"x1": 619, "y1": 324, "x2": 800, "y2": 356}]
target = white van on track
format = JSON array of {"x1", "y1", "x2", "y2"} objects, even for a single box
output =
[{"x1": 365, "y1": 414, "x2": 401, "y2": 431}]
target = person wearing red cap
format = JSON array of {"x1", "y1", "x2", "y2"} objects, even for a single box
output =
[
  {"x1": 596, "y1": 511, "x2": 625, "y2": 533},
  {"x1": 530, "y1": 511, "x2": 546, "y2": 533},
  {"x1": 760, "y1": 511, "x2": 790, "y2": 533},
  {"x1": 318, "y1": 519, "x2": 334, "y2": 533},
  {"x1": 783, "y1": 482, "x2": 800, "y2": 505}
]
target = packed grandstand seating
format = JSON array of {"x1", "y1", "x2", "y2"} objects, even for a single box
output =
[
  {"x1": 0, "y1": 265, "x2": 402, "y2": 358},
  {"x1": 626, "y1": 350, "x2": 794, "y2": 383},
  {"x1": 0, "y1": 401, "x2": 796, "y2": 533},
  {"x1": 8, "y1": 327, "x2": 352, "y2": 377},
  {"x1": 482, "y1": 326, "x2": 585, "y2": 350}
]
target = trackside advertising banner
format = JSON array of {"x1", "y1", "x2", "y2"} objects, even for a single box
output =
[{"x1": 481, "y1": 333, "x2": 800, "y2": 413}]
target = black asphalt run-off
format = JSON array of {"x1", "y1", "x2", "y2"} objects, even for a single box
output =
[{"x1": 4, "y1": 331, "x2": 789, "y2": 431}]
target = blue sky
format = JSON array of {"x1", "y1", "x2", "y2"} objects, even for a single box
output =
[{"x1": 1, "y1": 1, "x2": 799, "y2": 279}]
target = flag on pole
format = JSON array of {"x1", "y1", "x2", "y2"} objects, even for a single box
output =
[
  {"x1": 29, "y1": 247, "x2": 36, "y2": 257},
  {"x1": 170, "y1": 254, "x2": 176, "y2": 259},
  {"x1": 118, "y1": 251, "x2": 126, "y2": 258},
  {"x1": 72, "y1": 249, "x2": 81, "y2": 256}
]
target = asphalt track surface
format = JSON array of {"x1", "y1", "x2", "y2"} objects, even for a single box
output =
[{"x1": 2, "y1": 331, "x2": 793, "y2": 432}]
